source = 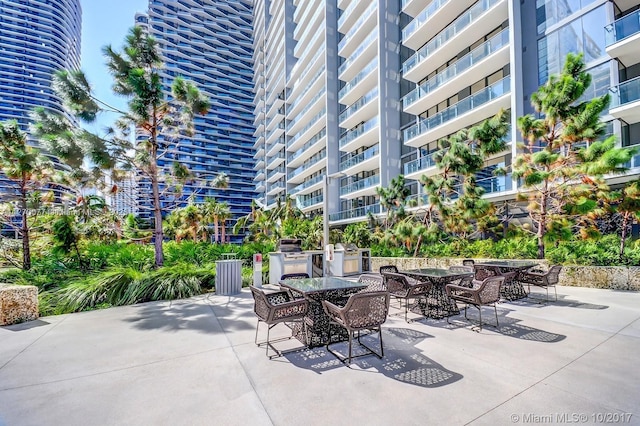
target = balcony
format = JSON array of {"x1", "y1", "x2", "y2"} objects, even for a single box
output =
[
  {"x1": 266, "y1": 136, "x2": 285, "y2": 157},
  {"x1": 266, "y1": 151, "x2": 285, "y2": 169},
  {"x1": 402, "y1": 0, "x2": 428, "y2": 17},
  {"x1": 402, "y1": 0, "x2": 507, "y2": 83},
  {"x1": 329, "y1": 203, "x2": 381, "y2": 222},
  {"x1": 288, "y1": 87, "x2": 326, "y2": 135},
  {"x1": 403, "y1": 151, "x2": 438, "y2": 180},
  {"x1": 340, "y1": 174, "x2": 380, "y2": 198},
  {"x1": 338, "y1": 28, "x2": 378, "y2": 82},
  {"x1": 339, "y1": 87, "x2": 379, "y2": 129},
  {"x1": 477, "y1": 173, "x2": 513, "y2": 196},
  {"x1": 609, "y1": 76, "x2": 640, "y2": 124},
  {"x1": 254, "y1": 170, "x2": 265, "y2": 182},
  {"x1": 338, "y1": 0, "x2": 369, "y2": 33},
  {"x1": 288, "y1": 150, "x2": 327, "y2": 184},
  {"x1": 403, "y1": 76, "x2": 511, "y2": 148},
  {"x1": 402, "y1": 0, "x2": 475, "y2": 51},
  {"x1": 606, "y1": 10, "x2": 640, "y2": 66},
  {"x1": 289, "y1": 65, "x2": 326, "y2": 114},
  {"x1": 290, "y1": 174, "x2": 324, "y2": 196},
  {"x1": 267, "y1": 180, "x2": 286, "y2": 196},
  {"x1": 298, "y1": 194, "x2": 323, "y2": 209},
  {"x1": 288, "y1": 107, "x2": 326, "y2": 152},
  {"x1": 338, "y1": 2, "x2": 377, "y2": 59},
  {"x1": 338, "y1": 57, "x2": 378, "y2": 105},
  {"x1": 287, "y1": 127, "x2": 326, "y2": 168},
  {"x1": 403, "y1": 28, "x2": 510, "y2": 115},
  {"x1": 339, "y1": 144, "x2": 380, "y2": 174},
  {"x1": 339, "y1": 116, "x2": 380, "y2": 152},
  {"x1": 266, "y1": 165, "x2": 285, "y2": 183}
]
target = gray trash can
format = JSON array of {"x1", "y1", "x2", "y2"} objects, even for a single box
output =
[{"x1": 215, "y1": 259, "x2": 242, "y2": 295}]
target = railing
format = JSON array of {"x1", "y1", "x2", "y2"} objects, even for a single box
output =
[
  {"x1": 289, "y1": 87, "x2": 326, "y2": 130},
  {"x1": 605, "y1": 10, "x2": 640, "y2": 46},
  {"x1": 338, "y1": 2, "x2": 376, "y2": 52},
  {"x1": 269, "y1": 180, "x2": 286, "y2": 191},
  {"x1": 338, "y1": 0, "x2": 360, "y2": 27},
  {"x1": 299, "y1": 194, "x2": 323, "y2": 208},
  {"x1": 290, "y1": 174, "x2": 324, "y2": 195},
  {"x1": 340, "y1": 116, "x2": 379, "y2": 148},
  {"x1": 403, "y1": 29, "x2": 509, "y2": 108},
  {"x1": 609, "y1": 76, "x2": 640, "y2": 108},
  {"x1": 288, "y1": 107, "x2": 326, "y2": 148},
  {"x1": 340, "y1": 174, "x2": 380, "y2": 195},
  {"x1": 290, "y1": 64, "x2": 325, "y2": 109},
  {"x1": 340, "y1": 144, "x2": 380, "y2": 171},
  {"x1": 267, "y1": 165, "x2": 285, "y2": 180},
  {"x1": 267, "y1": 152, "x2": 285, "y2": 164},
  {"x1": 402, "y1": 0, "x2": 450, "y2": 42},
  {"x1": 403, "y1": 76, "x2": 510, "y2": 143},
  {"x1": 265, "y1": 136, "x2": 285, "y2": 154},
  {"x1": 288, "y1": 128, "x2": 326, "y2": 163},
  {"x1": 403, "y1": 0, "x2": 500, "y2": 75},
  {"x1": 476, "y1": 173, "x2": 512, "y2": 194},
  {"x1": 288, "y1": 149, "x2": 326, "y2": 179},
  {"x1": 403, "y1": 151, "x2": 438, "y2": 175},
  {"x1": 339, "y1": 87, "x2": 378, "y2": 123},
  {"x1": 338, "y1": 28, "x2": 377, "y2": 76},
  {"x1": 329, "y1": 203, "x2": 381, "y2": 221},
  {"x1": 339, "y1": 57, "x2": 377, "y2": 100}
]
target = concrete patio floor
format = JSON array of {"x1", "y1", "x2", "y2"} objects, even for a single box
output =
[{"x1": 1, "y1": 285, "x2": 639, "y2": 426}]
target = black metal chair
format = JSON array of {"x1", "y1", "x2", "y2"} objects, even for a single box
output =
[
  {"x1": 280, "y1": 273, "x2": 309, "y2": 299},
  {"x1": 519, "y1": 265, "x2": 562, "y2": 302},
  {"x1": 446, "y1": 276, "x2": 505, "y2": 330},
  {"x1": 322, "y1": 291, "x2": 390, "y2": 364},
  {"x1": 380, "y1": 271, "x2": 432, "y2": 322},
  {"x1": 358, "y1": 273, "x2": 386, "y2": 292},
  {"x1": 448, "y1": 265, "x2": 474, "y2": 288},
  {"x1": 250, "y1": 285, "x2": 309, "y2": 358}
]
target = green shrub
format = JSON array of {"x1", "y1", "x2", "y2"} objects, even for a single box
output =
[{"x1": 124, "y1": 264, "x2": 209, "y2": 303}]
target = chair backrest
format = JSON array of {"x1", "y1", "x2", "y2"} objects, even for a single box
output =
[
  {"x1": 462, "y1": 259, "x2": 475, "y2": 266},
  {"x1": 280, "y1": 273, "x2": 309, "y2": 280},
  {"x1": 379, "y1": 265, "x2": 399, "y2": 274},
  {"x1": 449, "y1": 265, "x2": 473, "y2": 274},
  {"x1": 546, "y1": 265, "x2": 562, "y2": 285},
  {"x1": 342, "y1": 291, "x2": 390, "y2": 329},
  {"x1": 477, "y1": 276, "x2": 504, "y2": 304},
  {"x1": 380, "y1": 271, "x2": 409, "y2": 295},
  {"x1": 358, "y1": 274, "x2": 386, "y2": 292},
  {"x1": 250, "y1": 285, "x2": 270, "y2": 321},
  {"x1": 474, "y1": 265, "x2": 499, "y2": 281}
]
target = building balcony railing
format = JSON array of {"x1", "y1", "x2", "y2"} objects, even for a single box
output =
[
  {"x1": 404, "y1": 151, "x2": 438, "y2": 175},
  {"x1": 288, "y1": 107, "x2": 326, "y2": 148},
  {"x1": 403, "y1": 76, "x2": 510, "y2": 144},
  {"x1": 340, "y1": 174, "x2": 380, "y2": 196},
  {"x1": 338, "y1": 28, "x2": 377, "y2": 76},
  {"x1": 290, "y1": 174, "x2": 324, "y2": 195},
  {"x1": 338, "y1": 57, "x2": 377, "y2": 100},
  {"x1": 289, "y1": 150, "x2": 326, "y2": 179},
  {"x1": 288, "y1": 87, "x2": 326, "y2": 131},
  {"x1": 329, "y1": 203, "x2": 381, "y2": 221},
  {"x1": 340, "y1": 144, "x2": 379, "y2": 171},
  {"x1": 609, "y1": 76, "x2": 640, "y2": 109},
  {"x1": 266, "y1": 165, "x2": 285, "y2": 180},
  {"x1": 339, "y1": 87, "x2": 378, "y2": 124},
  {"x1": 298, "y1": 194, "x2": 323, "y2": 208},
  {"x1": 340, "y1": 116, "x2": 379, "y2": 148},
  {"x1": 605, "y1": 10, "x2": 640, "y2": 46},
  {"x1": 403, "y1": 28, "x2": 509, "y2": 109},
  {"x1": 338, "y1": 2, "x2": 376, "y2": 52},
  {"x1": 402, "y1": 0, "x2": 450, "y2": 42},
  {"x1": 402, "y1": 0, "x2": 500, "y2": 76},
  {"x1": 288, "y1": 128, "x2": 326, "y2": 163}
]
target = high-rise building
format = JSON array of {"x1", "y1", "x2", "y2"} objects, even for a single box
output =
[
  {"x1": 0, "y1": 0, "x2": 81, "y2": 130},
  {"x1": 254, "y1": 0, "x2": 640, "y2": 226},
  {"x1": 138, "y1": 0, "x2": 256, "y2": 232}
]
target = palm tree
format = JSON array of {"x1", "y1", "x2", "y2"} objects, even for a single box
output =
[
  {"x1": 217, "y1": 202, "x2": 232, "y2": 243},
  {"x1": 0, "y1": 121, "x2": 54, "y2": 270}
]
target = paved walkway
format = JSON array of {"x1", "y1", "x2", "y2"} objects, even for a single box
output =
[{"x1": 1, "y1": 286, "x2": 639, "y2": 426}]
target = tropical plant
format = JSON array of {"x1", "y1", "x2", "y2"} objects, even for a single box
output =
[
  {"x1": 0, "y1": 120, "x2": 55, "y2": 270},
  {"x1": 376, "y1": 175, "x2": 410, "y2": 229},
  {"x1": 513, "y1": 53, "x2": 633, "y2": 258},
  {"x1": 610, "y1": 180, "x2": 640, "y2": 260},
  {"x1": 32, "y1": 26, "x2": 213, "y2": 267}
]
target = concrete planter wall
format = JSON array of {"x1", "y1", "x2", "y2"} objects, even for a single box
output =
[{"x1": 372, "y1": 257, "x2": 640, "y2": 291}]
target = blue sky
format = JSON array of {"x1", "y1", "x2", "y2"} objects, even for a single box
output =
[{"x1": 80, "y1": 0, "x2": 148, "y2": 131}]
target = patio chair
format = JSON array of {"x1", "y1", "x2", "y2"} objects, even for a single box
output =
[
  {"x1": 357, "y1": 273, "x2": 386, "y2": 292},
  {"x1": 322, "y1": 290, "x2": 390, "y2": 364},
  {"x1": 445, "y1": 276, "x2": 505, "y2": 330},
  {"x1": 519, "y1": 265, "x2": 562, "y2": 302},
  {"x1": 462, "y1": 259, "x2": 475, "y2": 267},
  {"x1": 380, "y1": 271, "x2": 432, "y2": 322},
  {"x1": 379, "y1": 264, "x2": 419, "y2": 285},
  {"x1": 280, "y1": 273, "x2": 309, "y2": 299},
  {"x1": 448, "y1": 265, "x2": 474, "y2": 288},
  {"x1": 250, "y1": 285, "x2": 309, "y2": 358}
]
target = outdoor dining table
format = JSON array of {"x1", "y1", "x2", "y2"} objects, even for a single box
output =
[
  {"x1": 279, "y1": 276, "x2": 366, "y2": 348},
  {"x1": 399, "y1": 268, "x2": 473, "y2": 319},
  {"x1": 474, "y1": 260, "x2": 539, "y2": 301}
]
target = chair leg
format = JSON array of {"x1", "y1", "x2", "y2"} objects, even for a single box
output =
[
  {"x1": 478, "y1": 306, "x2": 483, "y2": 331},
  {"x1": 494, "y1": 303, "x2": 499, "y2": 328},
  {"x1": 254, "y1": 320, "x2": 261, "y2": 346},
  {"x1": 553, "y1": 285, "x2": 557, "y2": 301}
]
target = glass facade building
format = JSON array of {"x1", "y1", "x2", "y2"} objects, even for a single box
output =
[
  {"x1": 255, "y1": 0, "x2": 640, "y2": 225},
  {"x1": 137, "y1": 0, "x2": 256, "y2": 231}
]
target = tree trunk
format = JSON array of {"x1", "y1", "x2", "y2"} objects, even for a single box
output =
[
  {"x1": 150, "y1": 118, "x2": 164, "y2": 267},
  {"x1": 20, "y1": 178, "x2": 31, "y2": 271},
  {"x1": 214, "y1": 218, "x2": 219, "y2": 243},
  {"x1": 620, "y1": 211, "x2": 630, "y2": 261},
  {"x1": 221, "y1": 220, "x2": 226, "y2": 243},
  {"x1": 413, "y1": 207, "x2": 432, "y2": 257},
  {"x1": 537, "y1": 189, "x2": 548, "y2": 260}
]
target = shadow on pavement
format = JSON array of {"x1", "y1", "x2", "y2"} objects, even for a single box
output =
[
  {"x1": 2, "y1": 319, "x2": 50, "y2": 332},
  {"x1": 506, "y1": 294, "x2": 609, "y2": 310},
  {"x1": 285, "y1": 327, "x2": 463, "y2": 388}
]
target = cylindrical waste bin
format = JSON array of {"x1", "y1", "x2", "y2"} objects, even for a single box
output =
[{"x1": 215, "y1": 259, "x2": 242, "y2": 295}]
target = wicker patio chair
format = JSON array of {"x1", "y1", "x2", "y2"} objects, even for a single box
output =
[
  {"x1": 250, "y1": 285, "x2": 309, "y2": 358},
  {"x1": 448, "y1": 265, "x2": 474, "y2": 288},
  {"x1": 322, "y1": 290, "x2": 390, "y2": 364},
  {"x1": 380, "y1": 271, "x2": 431, "y2": 322},
  {"x1": 358, "y1": 273, "x2": 386, "y2": 292},
  {"x1": 379, "y1": 265, "x2": 419, "y2": 285},
  {"x1": 445, "y1": 276, "x2": 505, "y2": 330},
  {"x1": 519, "y1": 265, "x2": 562, "y2": 302}
]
